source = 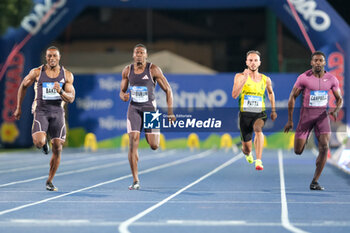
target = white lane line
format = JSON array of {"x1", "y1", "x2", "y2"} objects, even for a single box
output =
[
  {"x1": 0, "y1": 152, "x2": 126, "y2": 174},
  {"x1": 2, "y1": 200, "x2": 350, "y2": 205},
  {"x1": 1, "y1": 219, "x2": 350, "y2": 227},
  {"x1": 118, "y1": 152, "x2": 244, "y2": 233},
  {"x1": 278, "y1": 150, "x2": 308, "y2": 233},
  {"x1": 0, "y1": 150, "x2": 177, "y2": 188},
  {"x1": 0, "y1": 150, "x2": 213, "y2": 216}
]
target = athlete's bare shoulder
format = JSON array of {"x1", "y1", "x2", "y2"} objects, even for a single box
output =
[
  {"x1": 63, "y1": 68, "x2": 74, "y2": 84},
  {"x1": 28, "y1": 66, "x2": 42, "y2": 80},
  {"x1": 122, "y1": 65, "x2": 131, "y2": 78}
]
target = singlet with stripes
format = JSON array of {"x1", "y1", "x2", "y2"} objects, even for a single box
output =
[{"x1": 32, "y1": 65, "x2": 66, "y2": 112}]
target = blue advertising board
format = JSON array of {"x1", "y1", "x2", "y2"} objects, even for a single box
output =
[
  {"x1": 68, "y1": 73, "x2": 300, "y2": 144},
  {"x1": 0, "y1": 0, "x2": 349, "y2": 147}
]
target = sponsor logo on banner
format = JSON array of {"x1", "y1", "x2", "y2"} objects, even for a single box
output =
[
  {"x1": 21, "y1": 0, "x2": 67, "y2": 35},
  {"x1": 98, "y1": 116, "x2": 126, "y2": 130},
  {"x1": 98, "y1": 77, "x2": 121, "y2": 91},
  {"x1": 76, "y1": 97, "x2": 113, "y2": 110},
  {"x1": 286, "y1": 0, "x2": 331, "y2": 31},
  {"x1": 156, "y1": 82, "x2": 228, "y2": 108}
]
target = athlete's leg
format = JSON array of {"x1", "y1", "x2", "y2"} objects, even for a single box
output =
[
  {"x1": 145, "y1": 133, "x2": 159, "y2": 150},
  {"x1": 47, "y1": 138, "x2": 63, "y2": 183},
  {"x1": 294, "y1": 138, "x2": 308, "y2": 155},
  {"x1": 32, "y1": 132, "x2": 47, "y2": 148},
  {"x1": 312, "y1": 133, "x2": 330, "y2": 182},
  {"x1": 253, "y1": 119, "x2": 265, "y2": 160},
  {"x1": 128, "y1": 132, "x2": 140, "y2": 183},
  {"x1": 241, "y1": 141, "x2": 252, "y2": 155}
]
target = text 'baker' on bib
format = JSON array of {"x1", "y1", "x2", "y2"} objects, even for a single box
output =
[
  {"x1": 130, "y1": 86, "x2": 148, "y2": 103},
  {"x1": 42, "y1": 82, "x2": 63, "y2": 100},
  {"x1": 309, "y1": 90, "x2": 328, "y2": 107}
]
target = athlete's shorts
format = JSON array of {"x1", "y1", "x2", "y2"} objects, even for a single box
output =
[
  {"x1": 295, "y1": 108, "x2": 330, "y2": 139},
  {"x1": 32, "y1": 109, "x2": 66, "y2": 141},
  {"x1": 239, "y1": 111, "x2": 267, "y2": 142},
  {"x1": 127, "y1": 103, "x2": 160, "y2": 134}
]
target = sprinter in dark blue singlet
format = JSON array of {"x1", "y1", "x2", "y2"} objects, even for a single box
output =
[
  {"x1": 14, "y1": 46, "x2": 75, "y2": 191},
  {"x1": 120, "y1": 44, "x2": 176, "y2": 190}
]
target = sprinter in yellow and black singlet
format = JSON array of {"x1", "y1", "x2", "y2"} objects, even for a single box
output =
[{"x1": 232, "y1": 50, "x2": 277, "y2": 170}]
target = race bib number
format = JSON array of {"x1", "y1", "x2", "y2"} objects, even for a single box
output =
[
  {"x1": 309, "y1": 90, "x2": 328, "y2": 107},
  {"x1": 243, "y1": 95, "x2": 262, "y2": 112},
  {"x1": 130, "y1": 86, "x2": 148, "y2": 103},
  {"x1": 42, "y1": 82, "x2": 63, "y2": 100}
]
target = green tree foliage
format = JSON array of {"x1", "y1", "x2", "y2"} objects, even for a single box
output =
[{"x1": 0, "y1": 0, "x2": 33, "y2": 35}]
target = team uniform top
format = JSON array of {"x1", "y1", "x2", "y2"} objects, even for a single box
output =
[
  {"x1": 294, "y1": 69, "x2": 339, "y2": 110},
  {"x1": 128, "y1": 62, "x2": 156, "y2": 107},
  {"x1": 32, "y1": 65, "x2": 66, "y2": 113},
  {"x1": 238, "y1": 74, "x2": 267, "y2": 113}
]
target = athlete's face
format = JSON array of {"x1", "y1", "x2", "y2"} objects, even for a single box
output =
[
  {"x1": 246, "y1": 53, "x2": 261, "y2": 72},
  {"x1": 311, "y1": 54, "x2": 326, "y2": 73},
  {"x1": 46, "y1": 49, "x2": 60, "y2": 68},
  {"x1": 133, "y1": 47, "x2": 147, "y2": 66}
]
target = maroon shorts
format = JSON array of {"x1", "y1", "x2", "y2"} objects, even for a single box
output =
[
  {"x1": 32, "y1": 109, "x2": 66, "y2": 141},
  {"x1": 295, "y1": 108, "x2": 330, "y2": 140}
]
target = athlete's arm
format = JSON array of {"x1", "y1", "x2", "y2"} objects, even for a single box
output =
[
  {"x1": 266, "y1": 77, "x2": 277, "y2": 121},
  {"x1": 152, "y1": 65, "x2": 176, "y2": 122},
  {"x1": 14, "y1": 68, "x2": 39, "y2": 120},
  {"x1": 56, "y1": 70, "x2": 75, "y2": 103},
  {"x1": 329, "y1": 88, "x2": 343, "y2": 120},
  {"x1": 119, "y1": 66, "x2": 130, "y2": 102},
  {"x1": 232, "y1": 69, "x2": 249, "y2": 99},
  {"x1": 284, "y1": 87, "x2": 302, "y2": 133}
]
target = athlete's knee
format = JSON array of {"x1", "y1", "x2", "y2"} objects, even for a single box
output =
[
  {"x1": 51, "y1": 141, "x2": 63, "y2": 154},
  {"x1": 294, "y1": 147, "x2": 303, "y2": 155},
  {"x1": 253, "y1": 125, "x2": 263, "y2": 133},
  {"x1": 33, "y1": 138, "x2": 45, "y2": 148},
  {"x1": 318, "y1": 143, "x2": 329, "y2": 154},
  {"x1": 149, "y1": 141, "x2": 159, "y2": 150}
]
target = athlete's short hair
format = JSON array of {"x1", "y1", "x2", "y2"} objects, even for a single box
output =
[
  {"x1": 46, "y1": 46, "x2": 60, "y2": 55},
  {"x1": 246, "y1": 50, "x2": 261, "y2": 59},
  {"x1": 134, "y1": 44, "x2": 147, "y2": 51},
  {"x1": 311, "y1": 51, "x2": 326, "y2": 60}
]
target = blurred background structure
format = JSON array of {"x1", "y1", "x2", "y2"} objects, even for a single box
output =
[{"x1": 0, "y1": 0, "x2": 349, "y2": 171}]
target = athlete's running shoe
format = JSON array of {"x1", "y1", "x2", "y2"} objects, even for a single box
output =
[
  {"x1": 42, "y1": 140, "x2": 49, "y2": 155},
  {"x1": 128, "y1": 181, "x2": 140, "y2": 190},
  {"x1": 245, "y1": 153, "x2": 254, "y2": 164},
  {"x1": 310, "y1": 181, "x2": 324, "y2": 191},
  {"x1": 46, "y1": 181, "x2": 58, "y2": 191},
  {"x1": 255, "y1": 159, "x2": 264, "y2": 170}
]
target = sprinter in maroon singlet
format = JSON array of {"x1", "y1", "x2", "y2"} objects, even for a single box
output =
[
  {"x1": 120, "y1": 44, "x2": 176, "y2": 190},
  {"x1": 14, "y1": 46, "x2": 75, "y2": 191},
  {"x1": 284, "y1": 51, "x2": 343, "y2": 191}
]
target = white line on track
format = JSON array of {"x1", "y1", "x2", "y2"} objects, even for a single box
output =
[
  {"x1": 0, "y1": 152, "x2": 127, "y2": 174},
  {"x1": 2, "y1": 200, "x2": 350, "y2": 205},
  {"x1": 118, "y1": 152, "x2": 244, "y2": 233},
  {"x1": 0, "y1": 149, "x2": 213, "y2": 216},
  {"x1": 278, "y1": 149, "x2": 308, "y2": 233},
  {"x1": 1, "y1": 219, "x2": 350, "y2": 227},
  {"x1": 0, "y1": 150, "x2": 177, "y2": 188}
]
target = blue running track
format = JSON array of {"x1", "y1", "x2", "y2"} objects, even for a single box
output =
[{"x1": 0, "y1": 148, "x2": 349, "y2": 233}]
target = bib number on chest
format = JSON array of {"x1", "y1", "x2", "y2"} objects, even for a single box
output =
[
  {"x1": 243, "y1": 95, "x2": 262, "y2": 113},
  {"x1": 130, "y1": 86, "x2": 148, "y2": 103},
  {"x1": 42, "y1": 82, "x2": 63, "y2": 100},
  {"x1": 309, "y1": 90, "x2": 328, "y2": 107}
]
